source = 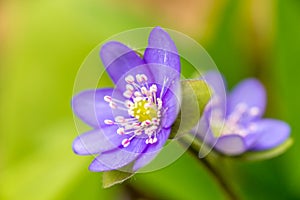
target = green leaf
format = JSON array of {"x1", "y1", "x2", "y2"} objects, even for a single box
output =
[
  {"x1": 102, "y1": 164, "x2": 135, "y2": 188},
  {"x1": 236, "y1": 138, "x2": 293, "y2": 161},
  {"x1": 170, "y1": 79, "x2": 211, "y2": 138}
]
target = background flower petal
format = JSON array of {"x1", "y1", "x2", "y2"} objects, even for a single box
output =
[
  {"x1": 133, "y1": 128, "x2": 170, "y2": 171},
  {"x1": 214, "y1": 134, "x2": 247, "y2": 155},
  {"x1": 88, "y1": 138, "x2": 147, "y2": 172},
  {"x1": 202, "y1": 70, "x2": 227, "y2": 103},
  {"x1": 72, "y1": 126, "x2": 122, "y2": 155},
  {"x1": 100, "y1": 41, "x2": 149, "y2": 84},
  {"x1": 228, "y1": 79, "x2": 266, "y2": 119},
  {"x1": 144, "y1": 26, "x2": 180, "y2": 74},
  {"x1": 250, "y1": 119, "x2": 290, "y2": 151}
]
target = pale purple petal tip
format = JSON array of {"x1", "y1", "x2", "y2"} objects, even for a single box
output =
[
  {"x1": 88, "y1": 138, "x2": 147, "y2": 172},
  {"x1": 215, "y1": 135, "x2": 247, "y2": 155},
  {"x1": 250, "y1": 119, "x2": 290, "y2": 151},
  {"x1": 72, "y1": 88, "x2": 114, "y2": 128},
  {"x1": 144, "y1": 27, "x2": 180, "y2": 73},
  {"x1": 228, "y1": 79, "x2": 266, "y2": 118},
  {"x1": 72, "y1": 126, "x2": 122, "y2": 155},
  {"x1": 100, "y1": 41, "x2": 146, "y2": 84}
]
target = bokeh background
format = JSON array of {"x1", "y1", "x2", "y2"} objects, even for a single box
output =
[{"x1": 0, "y1": 0, "x2": 299, "y2": 199}]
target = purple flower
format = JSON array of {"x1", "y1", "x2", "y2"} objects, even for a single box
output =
[
  {"x1": 72, "y1": 27, "x2": 181, "y2": 172},
  {"x1": 196, "y1": 71, "x2": 290, "y2": 156}
]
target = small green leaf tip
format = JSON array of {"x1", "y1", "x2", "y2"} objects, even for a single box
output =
[{"x1": 103, "y1": 170, "x2": 134, "y2": 188}]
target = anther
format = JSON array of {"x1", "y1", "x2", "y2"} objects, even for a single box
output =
[
  {"x1": 122, "y1": 138, "x2": 130, "y2": 147},
  {"x1": 117, "y1": 127, "x2": 125, "y2": 135},
  {"x1": 104, "y1": 95, "x2": 112, "y2": 102},
  {"x1": 236, "y1": 103, "x2": 248, "y2": 113},
  {"x1": 125, "y1": 100, "x2": 133, "y2": 108},
  {"x1": 115, "y1": 116, "x2": 125, "y2": 123},
  {"x1": 150, "y1": 84, "x2": 157, "y2": 92},
  {"x1": 109, "y1": 102, "x2": 117, "y2": 109},
  {"x1": 126, "y1": 84, "x2": 134, "y2": 91},
  {"x1": 249, "y1": 107, "x2": 260, "y2": 116},
  {"x1": 125, "y1": 75, "x2": 135, "y2": 83},
  {"x1": 152, "y1": 137, "x2": 158, "y2": 144},
  {"x1": 140, "y1": 74, "x2": 148, "y2": 82},
  {"x1": 104, "y1": 119, "x2": 114, "y2": 125},
  {"x1": 123, "y1": 90, "x2": 133, "y2": 98},
  {"x1": 136, "y1": 74, "x2": 143, "y2": 83},
  {"x1": 141, "y1": 87, "x2": 148, "y2": 95},
  {"x1": 134, "y1": 91, "x2": 142, "y2": 97}
]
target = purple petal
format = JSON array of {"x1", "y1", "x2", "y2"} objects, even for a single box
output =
[
  {"x1": 88, "y1": 138, "x2": 147, "y2": 172},
  {"x1": 72, "y1": 88, "x2": 115, "y2": 128},
  {"x1": 161, "y1": 82, "x2": 181, "y2": 128},
  {"x1": 214, "y1": 135, "x2": 247, "y2": 155},
  {"x1": 228, "y1": 79, "x2": 266, "y2": 119},
  {"x1": 72, "y1": 126, "x2": 122, "y2": 155},
  {"x1": 133, "y1": 128, "x2": 170, "y2": 171},
  {"x1": 250, "y1": 119, "x2": 290, "y2": 151},
  {"x1": 144, "y1": 27, "x2": 180, "y2": 74},
  {"x1": 100, "y1": 41, "x2": 150, "y2": 84},
  {"x1": 146, "y1": 63, "x2": 180, "y2": 95}
]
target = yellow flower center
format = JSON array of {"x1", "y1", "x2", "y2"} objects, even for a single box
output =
[{"x1": 131, "y1": 99, "x2": 157, "y2": 122}]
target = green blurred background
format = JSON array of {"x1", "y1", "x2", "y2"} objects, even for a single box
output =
[{"x1": 0, "y1": 0, "x2": 299, "y2": 199}]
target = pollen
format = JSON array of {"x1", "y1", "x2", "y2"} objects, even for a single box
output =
[{"x1": 130, "y1": 99, "x2": 157, "y2": 122}]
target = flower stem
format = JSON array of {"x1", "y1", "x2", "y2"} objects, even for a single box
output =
[{"x1": 187, "y1": 143, "x2": 239, "y2": 200}]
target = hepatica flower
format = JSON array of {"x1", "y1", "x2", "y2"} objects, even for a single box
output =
[
  {"x1": 72, "y1": 27, "x2": 181, "y2": 172},
  {"x1": 197, "y1": 71, "x2": 290, "y2": 156}
]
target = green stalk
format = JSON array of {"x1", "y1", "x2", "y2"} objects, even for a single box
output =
[{"x1": 179, "y1": 136, "x2": 239, "y2": 200}]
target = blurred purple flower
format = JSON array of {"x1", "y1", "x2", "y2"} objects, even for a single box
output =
[
  {"x1": 196, "y1": 71, "x2": 290, "y2": 156},
  {"x1": 72, "y1": 27, "x2": 181, "y2": 172}
]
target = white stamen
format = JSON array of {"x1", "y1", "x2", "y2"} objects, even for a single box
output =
[
  {"x1": 123, "y1": 90, "x2": 132, "y2": 98},
  {"x1": 141, "y1": 87, "x2": 148, "y2": 95},
  {"x1": 125, "y1": 100, "x2": 133, "y2": 108},
  {"x1": 160, "y1": 77, "x2": 169, "y2": 99},
  {"x1": 103, "y1": 74, "x2": 166, "y2": 147},
  {"x1": 122, "y1": 138, "x2": 130, "y2": 147},
  {"x1": 152, "y1": 136, "x2": 158, "y2": 144},
  {"x1": 126, "y1": 84, "x2": 134, "y2": 91},
  {"x1": 117, "y1": 127, "x2": 125, "y2": 135},
  {"x1": 249, "y1": 107, "x2": 260, "y2": 116},
  {"x1": 140, "y1": 74, "x2": 148, "y2": 82},
  {"x1": 134, "y1": 129, "x2": 143, "y2": 135},
  {"x1": 115, "y1": 116, "x2": 125, "y2": 123},
  {"x1": 248, "y1": 123, "x2": 258, "y2": 132},
  {"x1": 150, "y1": 84, "x2": 157, "y2": 92},
  {"x1": 109, "y1": 102, "x2": 117, "y2": 109},
  {"x1": 236, "y1": 103, "x2": 248, "y2": 113},
  {"x1": 104, "y1": 119, "x2": 114, "y2": 125},
  {"x1": 133, "y1": 97, "x2": 143, "y2": 102},
  {"x1": 125, "y1": 75, "x2": 135, "y2": 83},
  {"x1": 104, "y1": 95, "x2": 112, "y2": 102},
  {"x1": 134, "y1": 91, "x2": 142, "y2": 97},
  {"x1": 136, "y1": 74, "x2": 143, "y2": 83}
]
